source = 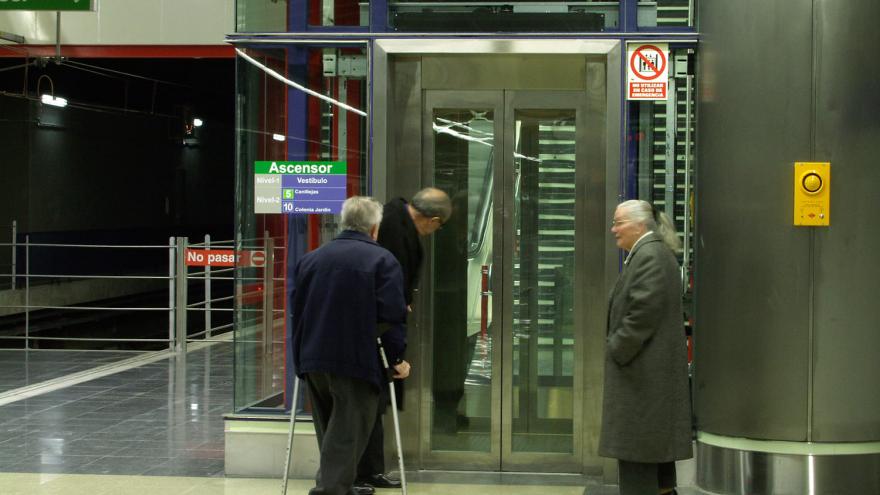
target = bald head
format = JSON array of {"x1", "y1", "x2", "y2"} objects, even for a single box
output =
[{"x1": 411, "y1": 187, "x2": 452, "y2": 223}]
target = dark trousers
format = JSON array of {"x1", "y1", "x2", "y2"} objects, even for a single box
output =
[
  {"x1": 306, "y1": 372, "x2": 379, "y2": 495},
  {"x1": 618, "y1": 460, "x2": 677, "y2": 495},
  {"x1": 356, "y1": 388, "x2": 387, "y2": 478}
]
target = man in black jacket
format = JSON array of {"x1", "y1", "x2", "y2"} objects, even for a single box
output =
[
  {"x1": 292, "y1": 196, "x2": 411, "y2": 495},
  {"x1": 355, "y1": 187, "x2": 451, "y2": 490}
]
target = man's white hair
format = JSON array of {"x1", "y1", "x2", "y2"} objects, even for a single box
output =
[{"x1": 340, "y1": 196, "x2": 383, "y2": 234}]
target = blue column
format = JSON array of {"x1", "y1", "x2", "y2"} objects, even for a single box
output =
[
  {"x1": 621, "y1": 0, "x2": 638, "y2": 33},
  {"x1": 285, "y1": 46, "x2": 309, "y2": 412}
]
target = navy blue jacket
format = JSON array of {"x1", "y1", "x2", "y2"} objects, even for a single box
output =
[{"x1": 291, "y1": 230, "x2": 408, "y2": 390}]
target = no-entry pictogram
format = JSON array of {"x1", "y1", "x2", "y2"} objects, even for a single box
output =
[
  {"x1": 250, "y1": 251, "x2": 266, "y2": 267},
  {"x1": 627, "y1": 43, "x2": 669, "y2": 100}
]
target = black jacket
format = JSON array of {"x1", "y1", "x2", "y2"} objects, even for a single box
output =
[{"x1": 377, "y1": 198, "x2": 423, "y2": 306}]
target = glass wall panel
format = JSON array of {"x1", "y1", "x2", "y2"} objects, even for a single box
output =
[
  {"x1": 511, "y1": 109, "x2": 576, "y2": 454},
  {"x1": 627, "y1": 47, "x2": 695, "y2": 335},
  {"x1": 314, "y1": 0, "x2": 369, "y2": 26},
  {"x1": 233, "y1": 44, "x2": 369, "y2": 414},
  {"x1": 637, "y1": 0, "x2": 694, "y2": 28},
  {"x1": 389, "y1": 1, "x2": 620, "y2": 32},
  {"x1": 235, "y1": 0, "x2": 368, "y2": 31},
  {"x1": 430, "y1": 107, "x2": 495, "y2": 452},
  {"x1": 235, "y1": 0, "x2": 289, "y2": 32}
]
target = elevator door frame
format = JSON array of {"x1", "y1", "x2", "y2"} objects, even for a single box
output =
[
  {"x1": 374, "y1": 39, "x2": 622, "y2": 475},
  {"x1": 421, "y1": 89, "x2": 593, "y2": 471}
]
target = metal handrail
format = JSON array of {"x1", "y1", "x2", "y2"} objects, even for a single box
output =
[
  {"x1": 0, "y1": 273, "x2": 171, "y2": 280},
  {"x1": 187, "y1": 295, "x2": 235, "y2": 308},
  {"x1": 188, "y1": 238, "x2": 235, "y2": 248},
  {"x1": 0, "y1": 336, "x2": 171, "y2": 342},
  {"x1": 0, "y1": 304, "x2": 170, "y2": 311},
  {"x1": 0, "y1": 242, "x2": 174, "y2": 249},
  {"x1": 3, "y1": 233, "x2": 286, "y2": 355},
  {"x1": 3, "y1": 236, "x2": 182, "y2": 350},
  {"x1": 188, "y1": 266, "x2": 235, "y2": 276},
  {"x1": 189, "y1": 324, "x2": 234, "y2": 339}
]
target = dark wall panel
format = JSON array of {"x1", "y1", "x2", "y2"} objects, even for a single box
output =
[
  {"x1": 0, "y1": 96, "x2": 31, "y2": 283},
  {"x1": 811, "y1": 0, "x2": 880, "y2": 442},
  {"x1": 29, "y1": 103, "x2": 175, "y2": 233},
  {"x1": 0, "y1": 96, "x2": 30, "y2": 228},
  {"x1": 695, "y1": 0, "x2": 814, "y2": 441}
]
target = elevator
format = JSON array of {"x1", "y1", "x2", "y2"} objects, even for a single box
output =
[{"x1": 375, "y1": 40, "x2": 622, "y2": 473}]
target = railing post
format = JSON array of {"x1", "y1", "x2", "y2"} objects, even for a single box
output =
[
  {"x1": 175, "y1": 236, "x2": 189, "y2": 354},
  {"x1": 262, "y1": 232, "x2": 274, "y2": 357},
  {"x1": 10, "y1": 220, "x2": 16, "y2": 290},
  {"x1": 168, "y1": 237, "x2": 176, "y2": 352},
  {"x1": 204, "y1": 234, "x2": 212, "y2": 339},
  {"x1": 24, "y1": 234, "x2": 29, "y2": 350}
]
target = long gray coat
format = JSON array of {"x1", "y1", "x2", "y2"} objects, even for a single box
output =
[{"x1": 598, "y1": 232, "x2": 692, "y2": 463}]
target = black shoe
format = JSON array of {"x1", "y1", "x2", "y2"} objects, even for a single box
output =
[
  {"x1": 350, "y1": 485, "x2": 375, "y2": 495},
  {"x1": 356, "y1": 473, "x2": 402, "y2": 489}
]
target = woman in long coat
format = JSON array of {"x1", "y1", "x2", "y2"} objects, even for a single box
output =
[{"x1": 599, "y1": 200, "x2": 692, "y2": 495}]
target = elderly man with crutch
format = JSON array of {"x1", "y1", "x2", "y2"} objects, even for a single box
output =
[{"x1": 284, "y1": 196, "x2": 411, "y2": 495}]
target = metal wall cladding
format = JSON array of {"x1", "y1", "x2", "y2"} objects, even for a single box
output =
[
  {"x1": 696, "y1": 0, "x2": 880, "y2": 442},
  {"x1": 694, "y1": 0, "x2": 814, "y2": 441},
  {"x1": 811, "y1": 0, "x2": 880, "y2": 442}
]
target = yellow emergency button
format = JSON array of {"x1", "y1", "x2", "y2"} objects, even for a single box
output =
[
  {"x1": 802, "y1": 172, "x2": 823, "y2": 193},
  {"x1": 794, "y1": 162, "x2": 830, "y2": 226}
]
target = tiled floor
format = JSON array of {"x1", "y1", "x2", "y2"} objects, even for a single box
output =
[
  {"x1": 0, "y1": 343, "x2": 712, "y2": 494},
  {"x1": 0, "y1": 350, "x2": 143, "y2": 391},
  {"x1": 0, "y1": 473, "x2": 713, "y2": 494},
  {"x1": 0, "y1": 343, "x2": 232, "y2": 477}
]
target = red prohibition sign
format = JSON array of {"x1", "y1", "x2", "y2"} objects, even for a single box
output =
[{"x1": 630, "y1": 45, "x2": 667, "y2": 81}]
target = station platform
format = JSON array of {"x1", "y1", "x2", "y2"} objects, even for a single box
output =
[{"x1": 0, "y1": 341, "x2": 707, "y2": 494}]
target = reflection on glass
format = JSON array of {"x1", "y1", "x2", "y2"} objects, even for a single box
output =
[
  {"x1": 236, "y1": 0, "x2": 289, "y2": 33},
  {"x1": 233, "y1": 45, "x2": 369, "y2": 414},
  {"x1": 389, "y1": 1, "x2": 618, "y2": 31},
  {"x1": 430, "y1": 109, "x2": 494, "y2": 452},
  {"x1": 315, "y1": 0, "x2": 368, "y2": 26},
  {"x1": 637, "y1": 0, "x2": 694, "y2": 28},
  {"x1": 235, "y1": 0, "x2": 370, "y2": 31},
  {"x1": 511, "y1": 109, "x2": 576, "y2": 453}
]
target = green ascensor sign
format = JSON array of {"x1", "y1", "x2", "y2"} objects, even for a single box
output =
[
  {"x1": 0, "y1": 0, "x2": 92, "y2": 11},
  {"x1": 254, "y1": 161, "x2": 346, "y2": 175}
]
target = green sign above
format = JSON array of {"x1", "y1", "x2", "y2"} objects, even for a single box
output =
[
  {"x1": 0, "y1": 0, "x2": 92, "y2": 11},
  {"x1": 254, "y1": 161, "x2": 346, "y2": 175}
]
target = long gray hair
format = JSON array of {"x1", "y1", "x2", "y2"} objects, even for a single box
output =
[{"x1": 618, "y1": 199, "x2": 682, "y2": 253}]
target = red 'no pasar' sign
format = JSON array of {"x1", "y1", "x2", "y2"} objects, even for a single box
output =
[
  {"x1": 185, "y1": 249, "x2": 237, "y2": 267},
  {"x1": 627, "y1": 43, "x2": 669, "y2": 100}
]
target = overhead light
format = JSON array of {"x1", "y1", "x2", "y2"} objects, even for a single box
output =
[
  {"x1": 193, "y1": 118, "x2": 204, "y2": 127},
  {"x1": 272, "y1": 133, "x2": 286, "y2": 142},
  {"x1": 41, "y1": 94, "x2": 67, "y2": 108}
]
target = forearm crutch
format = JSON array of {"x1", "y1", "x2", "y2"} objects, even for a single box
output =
[
  {"x1": 280, "y1": 375, "x2": 301, "y2": 495},
  {"x1": 377, "y1": 337, "x2": 407, "y2": 495}
]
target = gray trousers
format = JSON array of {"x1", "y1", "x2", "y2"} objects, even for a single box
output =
[
  {"x1": 618, "y1": 460, "x2": 676, "y2": 495},
  {"x1": 306, "y1": 372, "x2": 380, "y2": 495}
]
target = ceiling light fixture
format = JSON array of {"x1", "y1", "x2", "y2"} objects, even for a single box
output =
[
  {"x1": 36, "y1": 74, "x2": 67, "y2": 108},
  {"x1": 41, "y1": 94, "x2": 68, "y2": 108},
  {"x1": 193, "y1": 118, "x2": 204, "y2": 127}
]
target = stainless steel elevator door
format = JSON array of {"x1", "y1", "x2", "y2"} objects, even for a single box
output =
[{"x1": 421, "y1": 90, "x2": 590, "y2": 472}]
